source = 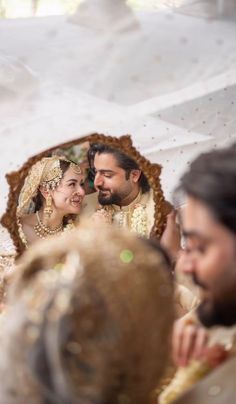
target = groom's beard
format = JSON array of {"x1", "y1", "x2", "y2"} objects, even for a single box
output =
[{"x1": 97, "y1": 188, "x2": 122, "y2": 206}]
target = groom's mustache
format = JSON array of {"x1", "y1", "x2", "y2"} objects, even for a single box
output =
[{"x1": 97, "y1": 186, "x2": 111, "y2": 192}]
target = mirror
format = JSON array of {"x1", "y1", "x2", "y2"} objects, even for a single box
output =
[{"x1": 1, "y1": 134, "x2": 171, "y2": 255}]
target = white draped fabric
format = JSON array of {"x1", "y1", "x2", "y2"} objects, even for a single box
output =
[{"x1": 0, "y1": 0, "x2": 236, "y2": 223}]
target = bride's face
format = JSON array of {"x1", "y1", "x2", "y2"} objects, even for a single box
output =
[{"x1": 50, "y1": 166, "x2": 85, "y2": 215}]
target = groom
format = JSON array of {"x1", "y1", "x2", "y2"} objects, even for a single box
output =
[
  {"x1": 89, "y1": 143, "x2": 155, "y2": 238},
  {"x1": 174, "y1": 143, "x2": 236, "y2": 404}
]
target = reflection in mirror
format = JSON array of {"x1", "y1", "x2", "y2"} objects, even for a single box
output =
[
  {"x1": 2, "y1": 134, "x2": 171, "y2": 255},
  {"x1": 16, "y1": 141, "x2": 155, "y2": 248}
]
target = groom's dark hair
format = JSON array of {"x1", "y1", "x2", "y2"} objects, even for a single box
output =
[{"x1": 91, "y1": 143, "x2": 150, "y2": 193}]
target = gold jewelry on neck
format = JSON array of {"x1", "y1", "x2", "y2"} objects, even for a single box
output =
[{"x1": 34, "y1": 211, "x2": 63, "y2": 239}]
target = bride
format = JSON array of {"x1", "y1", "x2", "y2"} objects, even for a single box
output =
[{"x1": 17, "y1": 156, "x2": 85, "y2": 247}]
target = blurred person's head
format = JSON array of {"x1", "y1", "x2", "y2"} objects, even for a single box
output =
[
  {"x1": 2, "y1": 223, "x2": 173, "y2": 404},
  {"x1": 92, "y1": 144, "x2": 150, "y2": 206},
  {"x1": 176, "y1": 144, "x2": 236, "y2": 327}
]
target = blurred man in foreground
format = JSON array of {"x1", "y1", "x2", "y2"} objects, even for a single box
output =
[{"x1": 172, "y1": 144, "x2": 236, "y2": 403}]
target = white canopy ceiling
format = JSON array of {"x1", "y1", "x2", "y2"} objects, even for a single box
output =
[{"x1": 0, "y1": 0, "x2": 236, "y2": 218}]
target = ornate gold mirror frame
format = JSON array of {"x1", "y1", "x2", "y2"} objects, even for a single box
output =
[{"x1": 1, "y1": 134, "x2": 171, "y2": 256}]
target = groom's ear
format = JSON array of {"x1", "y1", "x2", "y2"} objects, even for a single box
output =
[{"x1": 130, "y1": 169, "x2": 141, "y2": 184}]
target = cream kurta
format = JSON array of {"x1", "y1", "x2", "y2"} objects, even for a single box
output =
[
  {"x1": 80, "y1": 190, "x2": 155, "y2": 237},
  {"x1": 110, "y1": 189, "x2": 155, "y2": 236}
]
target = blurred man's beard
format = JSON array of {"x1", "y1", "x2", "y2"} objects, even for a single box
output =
[
  {"x1": 192, "y1": 271, "x2": 236, "y2": 327},
  {"x1": 197, "y1": 292, "x2": 236, "y2": 328},
  {"x1": 98, "y1": 190, "x2": 122, "y2": 206}
]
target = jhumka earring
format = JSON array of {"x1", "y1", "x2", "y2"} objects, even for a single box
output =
[{"x1": 44, "y1": 195, "x2": 53, "y2": 217}]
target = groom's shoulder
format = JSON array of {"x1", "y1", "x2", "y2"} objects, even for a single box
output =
[{"x1": 174, "y1": 355, "x2": 236, "y2": 404}]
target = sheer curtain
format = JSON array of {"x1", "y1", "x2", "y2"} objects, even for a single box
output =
[{"x1": 0, "y1": 0, "x2": 236, "y2": 216}]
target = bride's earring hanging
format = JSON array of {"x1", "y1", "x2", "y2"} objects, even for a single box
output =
[{"x1": 44, "y1": 195, "x2": 53, "y2": 218}]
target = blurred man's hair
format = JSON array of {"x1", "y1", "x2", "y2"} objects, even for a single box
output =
[{"x1": 176, "y1": 143, "x2": 236, "y2": 234}]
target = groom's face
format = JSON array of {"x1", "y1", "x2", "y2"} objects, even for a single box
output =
[{"x1": 93, "y1": 153, "x2": 134, "y2": 206}]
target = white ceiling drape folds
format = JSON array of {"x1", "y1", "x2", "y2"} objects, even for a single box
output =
[{"x1": 0, "y1": 0, "x2": 236, "y2": 219}]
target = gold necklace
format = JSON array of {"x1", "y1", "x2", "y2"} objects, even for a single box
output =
[{"x1": 34, "y1": 211, "x2": 63, "y2": 239}]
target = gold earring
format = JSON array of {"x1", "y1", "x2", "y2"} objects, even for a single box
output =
[{"x1": 44, "y1": 195, "x2": 53, "y2": 217}]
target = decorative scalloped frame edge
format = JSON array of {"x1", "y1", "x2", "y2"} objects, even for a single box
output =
[{"x1": 1, "y1": 133, "x2": 172, "y2": 256}]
